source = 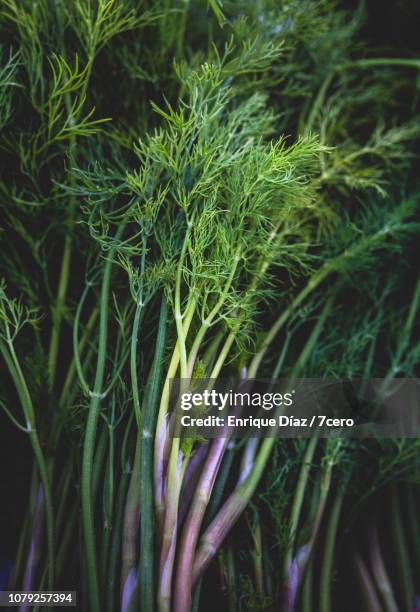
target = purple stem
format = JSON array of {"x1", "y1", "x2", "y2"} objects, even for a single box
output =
[
  {"x1": 283, "y1": 494, "x2": 327, "y2": 612},
  {"x1": 158, "y1": 451, "x2": 183, "y2": 612},
  {"x1": 174, "y1": 434, "x2": 230, "y2": 612},
  {"x1": 21, "y1": 485, "x2": 44, "y2": 612},
  {"x1": 178, "y1": 442, "x2": 210, "y2": 527},
  {"x1": 121, "y1": 568, "x2": 137, "y2": 612},
  {"x1": 354, "y1": 551, "x2": 383, "y2": 612},
  {"x1": 191, "y1": 437, "x2": 259, "y2": 586}
]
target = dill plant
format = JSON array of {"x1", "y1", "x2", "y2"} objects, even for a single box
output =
[{"x1": 0, "y1": 1, "x2": 419, "y2": 611}]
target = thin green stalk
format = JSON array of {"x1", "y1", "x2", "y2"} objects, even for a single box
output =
[
  {"x1": 107, "y1": 469, "x2": 130, "y2": 612},
  {"x1": 226, "y1": 546, "x2": 237, "y2": 612},
  {"x1": 28, "y1": 437, "x2": 54, "y2": 589},
  {"x1": 92, "y1": 423, "x2": 108, "y2": 507},
  {"x1": 101, "y1": 424, "x2": 115, "y2": 582},
  {"x1": 175, "y1": 226, "x2": 192, "y2": 380},
  {"x1": 0, "y1": 396, "x2": 29, "y2": 432},
  {"x1": 302, "y1": 558, "x2": 314, "y2": 612},
  {"x1": 202, "y1": 330, "x2": 224, "y2": 372},
  {"x1": 283, "y1": 437, "x2": 318, "y2": 578},
  {"x1": 387, "y1": 275, "x2": 420, "y2": 379},
  {"x1": 301, "y1": 474, "x2": 322, "y2": 612},
  {"x1": 138, "y1": 295, "x2": 168, "y2": 612},
  {"x1": 369, "y1": 525, "x2": 398, "y2": 612},
  {"x1": 59, "y1": 305, "x2": 98, "y2": 407},
  {"x1": 405, "y1": 485, "x2": 420, "y2": 581},
  {"x1": 56, "y1": 511, "x2": 77, "y2": 578},
  {"x1": 303, "y1": 72, "x2": 334, "y2": 135},
  {"x1": 121, "y1": 438, "x2": 141, "y2": 596},
  {"x1": 319, "y1": 488, "x2": 344, "y2": 612},
  {"x1": 345, "y1": 58, "x2": 420, "y2": 70},
  {"x1": 0, "y1": 339, "x2": 55, "y2": 588},
  {"x1": 12, "y1": 513, "x2": 30, "y2": 587},
  {"x1": 81, "y1": 230, "x2": 121, "y2": 612},
  {"x1": 252, "y1": 512, "x2": 264, "y2": 598},
  {"x1": 209, "y1": 332, "x2": 236, "y2": 378},
  {"x1": 130, "y1": 232, "x2": 147, "y2": 428},
  {"x1": 55, "y1": 459, "x2": 74, "y2": 536},
  {"x1": 285, "y1": 451, "x2": 336, "y2": 612},
  {"x1": 72, "y1": 282, "x2": 97, "y2": 397},
  {"x1": 48, "y1": 231, "x2": 72, "y2": 389},
  {"x1": 131, "y1": 300, "x2": 144, "y2": 428},
  {"x1": 388, "y1": 484, "x2": 414, "y2": 611}
]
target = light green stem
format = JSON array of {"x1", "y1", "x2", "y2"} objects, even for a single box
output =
[{"x1": 0, "y1": 339, "x2": 55, "y2": 588}]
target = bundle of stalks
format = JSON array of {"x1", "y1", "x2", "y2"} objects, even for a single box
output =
[{"x1": 0, "y1": 1, "x2": 419, "y2": 611}]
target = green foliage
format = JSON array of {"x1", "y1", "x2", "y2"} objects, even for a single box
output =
[
  {"x1": 0, "y1": 1, "x2": 419, "y2": 610},
  {"x1": 0, "y1": 280, "x2": 40, "y2": 342},
  {"x1": 0, "y1": 46, "x2": 20, "y2": 129}
]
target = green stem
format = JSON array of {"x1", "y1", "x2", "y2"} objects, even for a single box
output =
[
  {"x1": 47, "y1": 25, "x2": 96, "y2": 389},
  {"x1": 226, "y1": 546, "x2": 237, "y2": 612},
  {"x1": 72, "y1": 282, "x2": 96, "y2": 397},
  {"x1": 283, "y1": 437, "x2": 318, "y2": 578},
  {"x1": 388, "y1": 484, "x2": 414, "y2": 611},
  {"x1": 354, "y1": 552, "x2": 383, "y2": 612},
  {"x1": 131, "y1": 300, "x2": 144, "y2": 428},
  {"x1": 48, "y1": 232, "x2": 72, "y2": 389},
  {"x1": 175, "y1": 226, "x2": 192, "y2": 380},
  {"x1": 303, "y1": 72, "x2": 334, "y2": 135},
  {"x1": 130, "y1": 232, "x2": 147, "y2": 427},
  {"x1": 59, "y1": 305, "x2": 98, "y2": 408},
  {"x1": 81, "y1": 230, "x2": 121, "y2": 612},
  {"x1": 107, "y1": 468, "x2": 130, "y2": 612},
  {"x1": 302, "y1": 558, "x2": 314, "y2": 612},
  {"x1": 319, "y1": 488, "x2": 344, "y2": 612},
  {"x1": 405, "y1": 485, "x2": 420, "y2": 581},
  {"x1": 369, "y1": 525, "x2": 398, "y2": 612},
  {"x1": 121, "y1": 438, "x2": 141, "y2": 595},
  {"x1": 0, "y1": 339, "x2": 55, "y2": 588},
  {"x1": 56, "y1": 510, "x2": 77, "y2": 579},
  {"x1": 29, "y1": 436, "x2": 55, "y2": 589},
  {"x1": 101, "y1": 424, "x2": 115, "y2": 581},
  {"x1": 252, "y1": 513, "x2": 264, "y2": 597},
  {"x1": 92, "y1": 422, "x2": 109, "y2": 507},
  {"x1": 346, "y1": 58, "x2": 420, "y2": 70},
  {"x1": 138, "y1": 296, "x2": 168, "y2": 612}
]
